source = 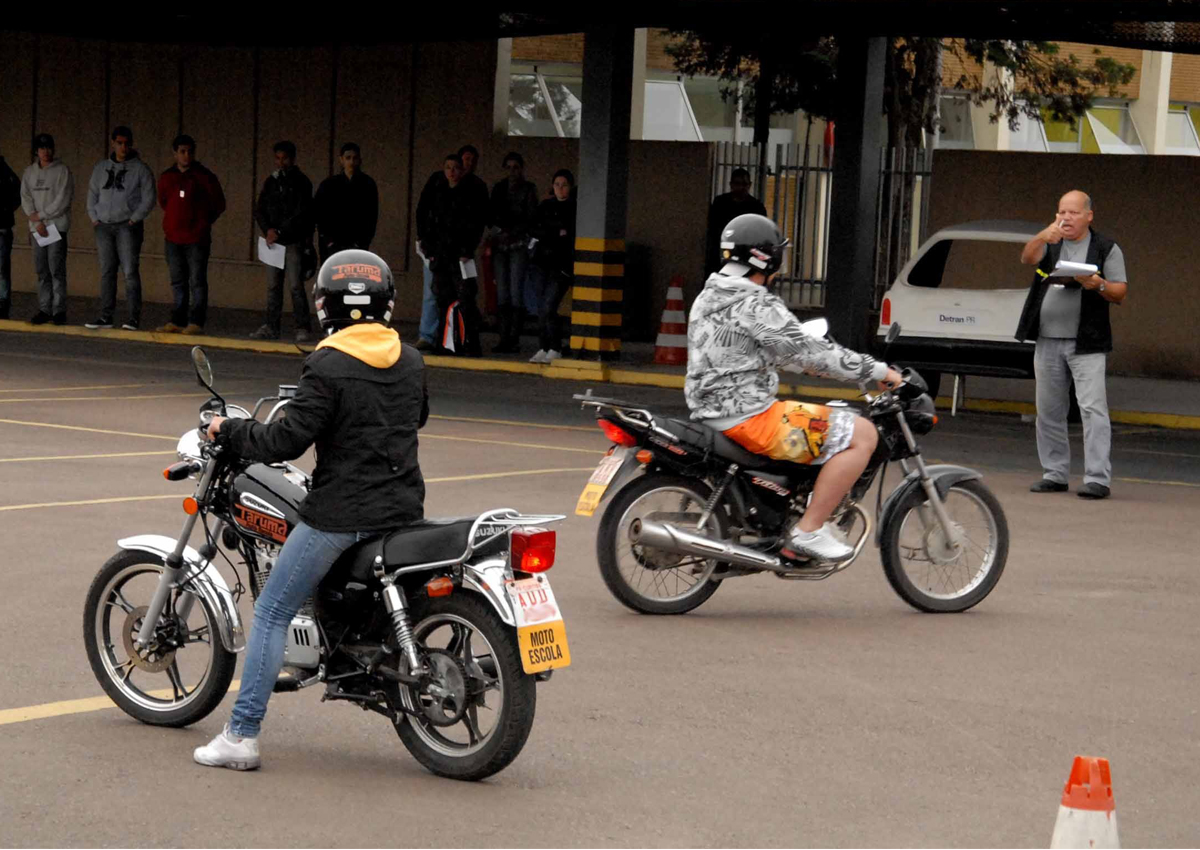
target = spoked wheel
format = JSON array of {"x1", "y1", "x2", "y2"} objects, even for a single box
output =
[
  {"x1": 880, "y1": 479, "x2": 1009, "y2": 613},
  {"x1": 83, "y1": 550, "x2": 237, "y2": 727},
  {"x1": 395, "y1": 594, "x2": 535, "y2": 781},
  {"x1": 597, "y1": 474, "x2": 727, "y2": 615}
]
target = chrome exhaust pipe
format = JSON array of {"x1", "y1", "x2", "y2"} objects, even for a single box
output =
[{"x1": 630, "y1": 519, "x2": 782, "y2": 571}]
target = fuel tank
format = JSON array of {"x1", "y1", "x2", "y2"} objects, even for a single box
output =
[{"x1": 230, "y1": 464, "x2": 307, "y2": 544}]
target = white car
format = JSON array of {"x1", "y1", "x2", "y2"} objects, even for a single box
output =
[{"x1": 875, "y1": 219, "x2": 1042, "y2": 396}]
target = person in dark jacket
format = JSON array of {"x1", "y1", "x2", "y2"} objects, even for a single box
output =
[
  {"x1": 427, "y1": 153, "x2": 485, "y2": 356},
  {"x1": 0, "y1": 153, "x2": 21, "y2": 319},
  {"x1": 156, "y1": 135, "x2": 226, "y2": 334},
  {"x1": 489, "y1": 151, "x2": 539, "y2": 353},
  {"x1": 195, "y1": 250, "x2": 427, "y2": 771},
  {"x1": 705, "y1": 168, "x2": 767, "y2": 276},
  {"x1": 314, "y1": 142, "x2": 378, "y2": 264},
  {"x1": 527, "y1": 169, "x2": 576, "y2": 364},
  {"x1": 252, "y1": 141, "x2": 314, "y2": 342}
]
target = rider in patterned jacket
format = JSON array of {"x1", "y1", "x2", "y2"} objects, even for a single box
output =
[{"x1": 686, "y1": 213, "x2": 902, "y2": 562}]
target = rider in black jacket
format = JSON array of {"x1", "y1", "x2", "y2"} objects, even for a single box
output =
[{"x1": 194, "y1": 249, "x2": 427, "y2": 771}]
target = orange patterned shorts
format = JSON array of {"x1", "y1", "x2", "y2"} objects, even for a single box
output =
[{"x1": 724, "y1": 401, "x2": 849, "y2": 465}]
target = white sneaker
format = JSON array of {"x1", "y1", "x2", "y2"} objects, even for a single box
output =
[
  {"x1": 193, "y1": 723, "x2": 261, "y2": 771},
  {"x1": 786, "y1": 524, "x2": 853, "y2": 562},
  {"x1": 544, "y1": 349, "x2": 563, "y2": 362},
  {"x1": 529, "y1": 349, "x2": 549, "y2": 364}
]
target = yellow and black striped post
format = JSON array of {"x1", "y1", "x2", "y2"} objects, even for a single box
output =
[{"x1": 570, "y1": 237, "x2": 625, "y2": 361}]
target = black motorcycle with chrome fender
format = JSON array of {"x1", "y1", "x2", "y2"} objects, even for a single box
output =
[
  {"x1": 83, "y1": 347, "x2": 570, "y2": 781},
  {"x1": 576, "y1": 322, "x2": 1008, "y2": 616}
]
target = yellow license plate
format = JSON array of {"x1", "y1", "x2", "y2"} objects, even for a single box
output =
[
  {"x1": 575, "y1": 447, "x2": 627, "y2": 517},
  {"x1": 506, "y1": 576, "x2": 571, "y2": 674}
]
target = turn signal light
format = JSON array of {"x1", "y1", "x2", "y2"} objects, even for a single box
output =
[
  {"x1": 425, "y1": 576, "x2": 454, "y2": 597},
  {"x1": 510, "y1": 528, "x2": 556, "y2": 573},
  {"x1": 932, "y1": 415, "x2": 939, "y2": 427},
  {"x1": 598, "y1": 419, "x2": 637, "y2": 447},
  {"x1": 636, "y1": 449, "x2": 653, "y2": 464},
  {"x1": 182, "y1": 497, "x2": 199, "y2": 515}
]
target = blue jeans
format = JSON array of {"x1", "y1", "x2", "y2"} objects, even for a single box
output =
[
  {"x1": 165, "y1": 240, "x2": 210, "y2": 327},
  {"x1": 0, "y1": 228, "x2": 12, "y2": 306},
  {"x1": 229, "y1": 522, "x2": 369, "y2": 738},
  {"x1": 419, "y1": 262, "x2": 438, "y2": 343},
  {"x1": 95, "y1": 221, "x2": 144, "y2": 324},
  {"x1": 493, "y1": 244, "x2": 528, "y2": 310},
  {"x1": 31, "y1": 231, "x2": 69, "y2": 315}
]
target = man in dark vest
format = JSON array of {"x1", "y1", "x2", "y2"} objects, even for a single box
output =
[{"x1": 1017, "y1": 190, "x2": 1128, "y2": 500}]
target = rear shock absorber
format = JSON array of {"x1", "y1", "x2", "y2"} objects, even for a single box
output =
[{"x1": 381, "y1": 580, "x2": 423, "y2": 674}]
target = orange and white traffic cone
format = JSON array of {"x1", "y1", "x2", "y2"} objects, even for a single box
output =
[
  {"x1": 653, "y1": 277, "x2": 688, "y2": 366},
  {"x1": 1050, "y1": 756, "x2": 1120, "y2": 849}
]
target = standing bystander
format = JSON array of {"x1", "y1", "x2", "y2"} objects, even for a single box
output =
[
  {"x1": 1017, "y1": 190, "x2": 1128, "y2": 500},
  {"x1": 428, "y1": 153, "x2": 485, "y2": 356},
  {"x1": 705, "y1": 168, "x2": 767, "y2": 277},
  {"x1": 314, "y1": 142, "x2": 378, "y2": 264},
  {"x1": 527, "y1": 169, "x2": 576, "y2": 364},
  {"x1": 156, "y1": 135, "x2": 227, "y2": 335},
  {"x1": 253, "y1": 141, "x2": 315, "y2": 342},
  {"x1": 84, "y1": 126, "x2": 156, "y2": 330},
  {"x1": 20, "y1": 133, "x2": 74, "y2": 325},
  {"x1": 489, "y1": 151, "x2": 538, "y2": 353},
  {"x1": 0, "y1": 152, "x2": 21, "y2": 319}
]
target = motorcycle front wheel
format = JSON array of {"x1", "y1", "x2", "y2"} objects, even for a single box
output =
[
  {"x1": 596, "y1": 474, "x2": 727, "y2": 615},
  {"x1": 879, "y1": 478, "x2": 1009, "y2": 613},
  {"x1": 395, "y1": 593, "x2": 536, "y2": 782},
  {"x1": 83, "y1": 550, "x2": 237, "y2": 727}
]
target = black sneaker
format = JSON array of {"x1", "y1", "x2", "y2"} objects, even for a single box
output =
[
  {"x1": 1030, "y1": 479, "x2": 1068, "y2": 493},
  {"x1": 52, "y1": 313, "x2": 67, "y2": 326},
  {"x1": 1077, "y1": 482, "x2": 1111, "y2": 500},
  {"x1": 84, "y1": 317, "x2": 114, "y2": 329},
  {"x1": 30, "y1": 311, "x2": 52, "y2": 325},
  {"x1": 121, "y1": 320, "x2": 139, "y2": 331}
]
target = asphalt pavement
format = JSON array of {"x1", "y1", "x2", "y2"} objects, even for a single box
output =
[{"x1": 1, "y1": 332, "x2": 1198, "y2": 847}]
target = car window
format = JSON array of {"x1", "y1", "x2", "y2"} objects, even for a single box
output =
[{"x1": 907, "y1": 238, "x2": 1031, "y2": 290}]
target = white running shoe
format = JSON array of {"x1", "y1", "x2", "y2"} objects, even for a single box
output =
[
  {"x1": 529, "y1": 349, "x2": 549, "y2": 364},
  {"x1": 544, "y1": 349, "x2": 563, "y2": 362},
  {"x1": 786, "y1": 524, "x2": 853, "y2": 562},
  {"x1": 193, "y1": 723, "x2": 261, "y2": 771}
]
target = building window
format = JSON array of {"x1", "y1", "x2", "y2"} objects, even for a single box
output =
[
  {"x1": 508, "y1": 66, "x2": 583, "y2": 138},
  {"x1": 642, "y1": 80, "x2": 703, "y2": 141},
  {"x1": 1041, "y1": 109, "x2": 1082, "y2": 153},
  {"x1": 1166, "y1": 104, "x2": 1200, "y2": 156},
  {"x1": 934, "y1": 96, "x2": 974, "y2": 149},
  {"x1": 1084, "y1": 105, "x2": 1144, "y2": 154}
]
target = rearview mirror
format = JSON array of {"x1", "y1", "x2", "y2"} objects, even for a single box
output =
[
  {"x1": 191, "y1": 346, "x2": 214, "y2": 389},
  {"x1": 800, "y1": 318, "x2": 829, "y2": 339}
]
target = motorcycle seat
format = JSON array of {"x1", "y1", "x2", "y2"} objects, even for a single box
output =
[
  {"x1": 660, "y1": 418, "x2": 806, "y2": 477},
  {"x1": 335, "y1": 517, "x2": 480, "y2": 583}
]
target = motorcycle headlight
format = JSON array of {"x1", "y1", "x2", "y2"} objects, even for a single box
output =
[
  {"x1": 177, "y1": 429, "x2": 204, "y2": 462},
  {"x1": 904, "y1": 394, "x2": 938, "y2": 436}
]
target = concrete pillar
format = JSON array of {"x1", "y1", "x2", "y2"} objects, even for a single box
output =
[
  {"x1": 630, "y1": 28, "x2": 647, "y2": 140},
  {"x1": 970, "y1": 61, "x2": 1015, "y2": 151},
  {"x1": 825, "y1": 36, "x2": 886, "y2": 352},
  {"x1": 493, "y1": 38, "x2": 512, "y2": 137},
  {"x1": 570, "y1": 26, "x2": 634, "y2": 362},
  {"x1": 1131, "y1": 50, "x2": 1172, "y2": 154}
]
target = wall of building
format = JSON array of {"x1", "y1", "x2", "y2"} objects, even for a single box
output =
[
  {"x1": 512, "y1": 30, "x2": 681, "y2": 72},
  {"x1": 1169, "y1": 52, "x2": 1200, "y2": 101},
  {"x1": 0, "y1": 31, "x2": 709, "y2": 339},
  {"x1": 928, "y1": 150, "x2": 1200, "y2": 378}
]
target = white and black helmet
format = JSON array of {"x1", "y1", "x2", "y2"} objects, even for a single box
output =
[
  {"x1": 719, "y1": 213, "x2": 789, "y2": 276},
  {"x1": 313, "y1": 249, "x2": 395, "y2": 334}
]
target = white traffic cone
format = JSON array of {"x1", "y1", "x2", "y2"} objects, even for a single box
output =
[
  {"x1": 653, "y1": 277, "x2": 688, "y2": 366},
  {"x1": 1050, "y1": 756, "x2": 1119, "y2": 849}
]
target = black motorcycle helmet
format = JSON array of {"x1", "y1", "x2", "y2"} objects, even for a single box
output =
[
  {"x1": 313, "y1": 249, "x2": 395, "y2": 335},
  {"x1": 719, "y1": 213, "x2": 790, "y2": 276}
]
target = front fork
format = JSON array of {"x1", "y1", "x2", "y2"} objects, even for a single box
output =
[
  {"x1": 895, "y1": 412, "x2": 963, "y2": 548},
  {"x1": 134, "y1": 462, "x2": 217, "y2": 649}
]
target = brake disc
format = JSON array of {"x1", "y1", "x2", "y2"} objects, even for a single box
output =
[
  {"x1": 121, "y1": 606, "x2": 179, "y2": 673},
  {"x1": 416, "y1": 649, "x2": 470, "y2": 727}
]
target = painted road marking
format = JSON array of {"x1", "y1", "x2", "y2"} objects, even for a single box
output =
[
  {"x1": 0, "y1": 467, "x2": 596, "y2": 512},
  {"x1": 0, "y1": 383, "x2": 148, "y2": 394},
  {"x1": 422, "y1": 434, "x2": 602, "y2": 454},
  {"x1": 0, "y1": 392, "x2": 209, "y2": 404},
  {"x1": 0, "y1": 418, "x2": 177, "y2": 441},
  {"x1": 429, "y1": 414, "x2": 596, "y2": 433},
  {"x1": 0, "y1": 680, "x2": 241, "y2": 727},
  {"x1": 0, "y1": 451, "x2": 176, "y2": 463},
  {"x1": 1115, "y1": 476, "x2": 1200, "y2": 489}
]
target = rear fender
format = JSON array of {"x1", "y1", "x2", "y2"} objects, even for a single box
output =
[
  {"x1": 461, "y1": 557, "x2": 517, "y2": 627},
  {"x1": 118, "y1": 534, "x2": 246, "y2": 653},
  {"x1": 875, "y1": 464, "x2": 982, "y2": 545}
]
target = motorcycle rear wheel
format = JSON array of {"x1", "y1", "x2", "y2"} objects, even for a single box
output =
[
  {"x1": 880, "y1": 478, "x2": 1008, "y2": 613},
  {"x1": 597, "y1": 474, "x2": 727, "y2": 615},
  {"x1": 395, "y1": 593, "x2": 536, "y2": 781},
  {"x1": 83, "y1": 550, "x2": 237, "y2": 727}
]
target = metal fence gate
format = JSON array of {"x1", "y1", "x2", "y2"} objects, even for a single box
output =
[{"x1": 710, "y1": 142, "x2": 933, "y2": 313}]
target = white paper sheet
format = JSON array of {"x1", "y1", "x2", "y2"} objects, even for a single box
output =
[
  {"x1": 1049, "y1": 260, "x2": 1099, "y2": 278},
  {"x1": 258, "y1": 236, "x2": 286, "y2": 269},
  {"x1": 459, "y1": 258, "x2": 477, "y2": 279},
  {"x1": 33, "y1": 223, "x2": 62, "y2": 247}
]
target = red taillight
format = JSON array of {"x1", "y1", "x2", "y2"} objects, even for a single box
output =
[
  {"x1": 598, "y1": 419, "x2": 637, "y2": 447},
  {"x1": 511, "y1": 528, "x2": 556, "y2": 573},
  {"x1": 881, "y1": 297, "x2": 891, "y2": 326}
]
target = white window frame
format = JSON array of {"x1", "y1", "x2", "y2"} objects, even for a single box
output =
[
  {"x1": 1085, "y1": 103, "x2": 1145, "y2": 154},
  {"x1": 642, "y1": 79, "x2": 704, "y2": 141},
  {"x1": 1165, "y1": 105, "x2": 1200, "y2": 156}
]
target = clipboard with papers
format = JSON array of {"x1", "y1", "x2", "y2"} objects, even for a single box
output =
[{"x1": 1048, "y1": 260, "x2": 1098, "y2": 278}]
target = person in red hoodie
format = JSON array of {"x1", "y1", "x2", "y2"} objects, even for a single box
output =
[{"x1": 156, "y1": 135, "x2": 226, "y2": 334}]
